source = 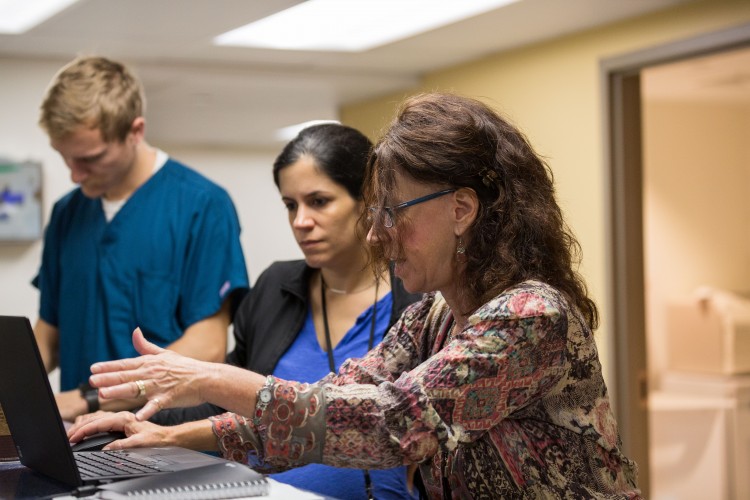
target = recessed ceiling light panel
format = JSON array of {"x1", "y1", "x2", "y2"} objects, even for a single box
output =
[
  {"x1": 0, "y1": 0, "x2": 80, "y2": 34},
  {"x1": 215, "y1": 0, "x2": 521, "y2": 52}
]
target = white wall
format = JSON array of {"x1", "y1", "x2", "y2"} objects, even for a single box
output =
[
  {"x1": 0, "y1": 57, "x2": 302, "y2": 327},
  {"x1": 0, "y1": 58, "x2": 71, "y2": 321}
]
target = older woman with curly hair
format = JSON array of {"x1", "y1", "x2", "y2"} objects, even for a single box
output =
[{"x1": 69, "y1": 93, "x2": 640, "y2": 499}]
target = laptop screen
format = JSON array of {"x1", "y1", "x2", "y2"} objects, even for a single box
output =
[
  {"x1": 0, "y1": 316, "x2": 82, "y2": 486},
  {"x1": 0, "y1": 316, "x2": 230, "y2": 490}
]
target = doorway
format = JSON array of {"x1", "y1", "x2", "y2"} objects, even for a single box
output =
[{"x1": 602, "y1": 22, "x2": 750, "y2": 499}]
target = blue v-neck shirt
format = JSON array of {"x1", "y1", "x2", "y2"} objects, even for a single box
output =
[{"x1": 271, "y1": 294, "x2": 417, "y2": 500}]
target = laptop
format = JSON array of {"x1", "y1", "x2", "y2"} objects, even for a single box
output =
[{"x1": 0, "y1": 315, "x2": 228, "y2": 487}]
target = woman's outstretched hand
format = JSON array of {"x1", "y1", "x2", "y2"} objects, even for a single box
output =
[{"x1": 88, "y1": 328, "x2": 217, "y2": 421}]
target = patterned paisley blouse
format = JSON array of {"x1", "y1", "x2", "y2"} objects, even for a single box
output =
[{"x1": 210, "y1": 281, "x2": 641, "y2": 499}]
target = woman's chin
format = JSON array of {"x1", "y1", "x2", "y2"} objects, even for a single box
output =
[
  {"x1": 393, "y1": 265, "x2": 416, "y2": 292},
  {"x1": 303, "y1": 254, "x2": 327, "y2": 270}
]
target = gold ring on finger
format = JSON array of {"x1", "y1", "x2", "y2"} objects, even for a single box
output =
[{"x1": 135, "y1": 379, "x2": 146, "y2": 398}]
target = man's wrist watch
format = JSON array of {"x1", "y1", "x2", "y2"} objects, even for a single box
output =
[
  {"x1": 253, "y1": 376, "x2": 274, "y2": 426},
  {"x1": 78, "y1": 382, "x2": 100, "y2": 413}
]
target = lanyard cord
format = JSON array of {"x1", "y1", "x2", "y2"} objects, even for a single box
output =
[
  {"x1": 320, "y1": 276, "x2": 379, "y2": 372},
  {"x1": 320, "y1": 275, "x2": 378, "y2": 500}
]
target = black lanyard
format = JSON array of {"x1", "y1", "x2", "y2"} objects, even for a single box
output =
[
  {"x1": 320, "y1": 276, "x2": 378, "y2": 500},
  {"x1": 320, "y1": 277, "x2": 379, "y2": 373}
]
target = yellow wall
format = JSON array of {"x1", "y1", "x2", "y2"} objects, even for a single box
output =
[{"x1": 340, "y1": 0, "x2": 750, "y2": 385}]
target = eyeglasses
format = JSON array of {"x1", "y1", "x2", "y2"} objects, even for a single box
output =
[{"x1": 369, "y1": 188, "x2": 456, "y2": 228}]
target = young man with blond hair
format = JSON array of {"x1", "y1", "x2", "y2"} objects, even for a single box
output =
[{"x1": 34, "y1": 56, "x2": 249, "y2": 420}]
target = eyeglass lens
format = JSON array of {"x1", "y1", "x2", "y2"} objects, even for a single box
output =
[{"x1": 369, "y1": 189, "x2": 454, "y2": 229}]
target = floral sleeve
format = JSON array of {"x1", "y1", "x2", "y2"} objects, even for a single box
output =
[
  {"x1": 208, "y1": 295, "x2": 438, "y2": 469},
  {"x1": 318, "y1": 284, "x2": 570, "y2": 468},
  {"x1": 210, "y1": 379, "x2": 328, "y2": 472},
  {"x1": 212, "y1": 283, "x2": 572, "y2": 471}
]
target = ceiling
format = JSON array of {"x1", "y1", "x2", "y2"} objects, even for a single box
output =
[{"x1": 0, "y1": 0, "x2": 699, "y2": 148}]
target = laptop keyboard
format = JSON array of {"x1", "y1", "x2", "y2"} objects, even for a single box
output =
[{"x1": 75, "y1": 450, "x2": 163, "y2": 478}]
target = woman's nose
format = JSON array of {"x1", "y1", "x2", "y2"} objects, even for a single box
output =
[
  {"x1": 366, "y1": 226, "x2": 380, "y2": 245},
  {"x1": 293, "y1": 206, "x2": 314, "y2": 228}
]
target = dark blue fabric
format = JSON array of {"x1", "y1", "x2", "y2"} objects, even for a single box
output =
[
  {"x1": 34, "y1": 159, "x2": 249, "y2": 390},
  {"x1": 271, "y1": 294, "x2": 417, "y2": 500}
]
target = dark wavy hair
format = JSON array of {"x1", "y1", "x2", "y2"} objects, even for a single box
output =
[
  {"x1": 272, "y1": 123, "x2": 372, "y2": 200},
  {"x1": 364, "y1": 93, "x2": 598, "y2": 329}
]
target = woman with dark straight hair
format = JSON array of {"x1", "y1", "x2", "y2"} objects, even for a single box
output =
[{"x1": 75, "y1": 123, "x2": 421, "y2": 499}]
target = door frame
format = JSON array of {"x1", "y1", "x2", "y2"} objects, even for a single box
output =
[{"x1": 600, "y1": 21, "x2": 750, "y2": 496}]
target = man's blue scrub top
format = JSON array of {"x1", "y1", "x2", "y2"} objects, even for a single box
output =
[{"x1": 34, "y1": 159, "x2": 249, "y2": 391}]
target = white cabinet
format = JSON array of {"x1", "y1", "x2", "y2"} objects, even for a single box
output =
[{"x1": 649, "y1": 372, "x2": 750, "y2": 500}]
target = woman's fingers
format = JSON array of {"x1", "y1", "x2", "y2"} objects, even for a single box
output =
[
  {"x1": 89, "y1": 329, "x2": 163, "y2": 375},
  {"x1": 134, "y1": 398, "x2": 164, "y2": 422},
  {"x1": 90, "y1": 353, "x2": 167, "y2": 398},
  {"x1": 90, "y1": 356, "x2": 144, "y2": 376},
  {"x1": 67, "y1": 411, "x2": 170, "y2": 450},
  {"x1": 67, "y1": 412, "x2": 133, "y2": 443},
  {"x1": 73, "y1": 410, "x2": 112, "y2": 427},
  {"x1": 132, "y1": 327, "x2": 166, "y2": 356},
  {"x1": 89, "y1": 372, "x2": 147, "y2": 400},
  {"x1": 87, "y1": 333, "x2": 208, "y2": 415},
  {"x1": 104, "y1": 419, "x2": 170, "y2": 450}
]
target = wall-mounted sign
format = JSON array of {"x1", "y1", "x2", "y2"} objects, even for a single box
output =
[{"x1": 0, "y1": 161, "x2": 42, "y2": 243}]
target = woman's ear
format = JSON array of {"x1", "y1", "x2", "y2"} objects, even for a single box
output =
[{"x1": 453, "y1": 187, "x2": 478, "y2": 236}]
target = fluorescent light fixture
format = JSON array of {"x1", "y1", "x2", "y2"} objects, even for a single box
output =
[
  {"x1": 215, "y1": 0, "x2": 520, "y2": 52},
  {"x1": 0, "y1": 0, "x2": 80, "y2": 34},
  {"x1": 275, "y1": 119, "x2": 341, "y2": 142}
]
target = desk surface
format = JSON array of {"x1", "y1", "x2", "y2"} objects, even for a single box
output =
[
  {"x1": 0, "y1": 460, "x2": 71, "y2": 499},
  {"x1": 0, "y1": 460, "x2": 326, "y2": 499}
]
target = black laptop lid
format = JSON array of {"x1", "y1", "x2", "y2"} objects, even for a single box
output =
[{"x1": 0, "y1": 316, "x2": 82, "y2": 486}]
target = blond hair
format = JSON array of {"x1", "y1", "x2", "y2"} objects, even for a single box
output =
[{"x1": 39, "y1": 56, "x2": 145, "y2": 142}]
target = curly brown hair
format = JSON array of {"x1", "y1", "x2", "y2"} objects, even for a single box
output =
[{"x1": 364, "y1": 92, "x2": 598, "y2": 329}]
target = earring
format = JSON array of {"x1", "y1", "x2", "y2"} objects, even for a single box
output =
[{"x1": 456, "y1": 237, "x2": 466, "y2": 255}]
